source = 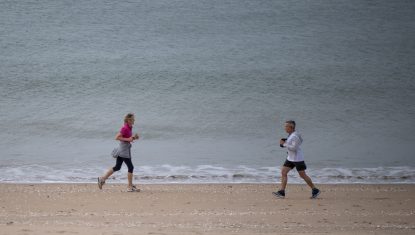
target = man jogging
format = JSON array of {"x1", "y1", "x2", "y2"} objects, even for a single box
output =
[{"x1": 273, "y1": 120, "x2": 320, "y2": 199}]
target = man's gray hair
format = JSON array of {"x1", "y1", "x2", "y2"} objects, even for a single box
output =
[{"x1": 285, "y1": 120, "x2": 296, "y2": 129}]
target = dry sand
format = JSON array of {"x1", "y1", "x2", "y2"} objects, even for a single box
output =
[{"x1": 0, "y1": 184, "x2": 414, "y2": 235}]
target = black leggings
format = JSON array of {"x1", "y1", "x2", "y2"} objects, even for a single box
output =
[{"x1": 113, "y1": 157, "x2": 134, "y2": 173}]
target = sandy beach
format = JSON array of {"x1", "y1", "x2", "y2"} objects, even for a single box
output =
[{"x1": 0, "y1": 184, "x2": 414, "y2": 235}]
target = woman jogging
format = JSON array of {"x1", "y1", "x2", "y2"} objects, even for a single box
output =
[{"x1": 98, "y1": 113, "x2": 140, "y2": 192}]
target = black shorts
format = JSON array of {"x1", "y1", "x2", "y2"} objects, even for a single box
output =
[{"x1": 283, "y1": 160, "x2": 307, "y2": 171}]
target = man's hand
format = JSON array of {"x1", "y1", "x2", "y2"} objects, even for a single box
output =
[{"x1": 279, "y1": 138, "x2": 287, "y2": 148}]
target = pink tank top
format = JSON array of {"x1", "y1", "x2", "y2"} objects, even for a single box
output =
[{"x1": 120, "y1": 123, "x2": 132, "y2": 138}]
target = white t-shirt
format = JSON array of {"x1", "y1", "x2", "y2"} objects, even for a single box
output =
[{"x1": 283, "y1": 131, "x2": 304, "y2": 162}]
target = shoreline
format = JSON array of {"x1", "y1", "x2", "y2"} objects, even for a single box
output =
[
  {"x1": 1, "y1": 183, "x2": 414, "y2": 234},
  {"x1": 2, "y1": 165, "x2": 413, "y2": 185},
  {"x1": 1, "y1": 182, "x2": 414, "y2": 186},
  {"x1": 1, "y1": 182, "x2": 415, "y2": 184}
]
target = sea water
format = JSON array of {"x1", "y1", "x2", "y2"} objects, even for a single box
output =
[{"x1": 1, "y1": 0, "x2": 414, "y2": 184}]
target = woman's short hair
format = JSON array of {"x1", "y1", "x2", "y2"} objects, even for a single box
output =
[{"x1": 124, "y1": 113, "x2": 135, "y2": 123}]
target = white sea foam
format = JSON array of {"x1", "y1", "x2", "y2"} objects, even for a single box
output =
[{"x1": 1, "y1": 165, "x2": 413, "y2": 184}]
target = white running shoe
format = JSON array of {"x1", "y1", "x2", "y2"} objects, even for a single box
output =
[
  {"x1": 127, "y1": 185, "x2": 140, "y2": 192},
  {"x1": 97, "y1": 177, "x2": 105, "y2": 190}
]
